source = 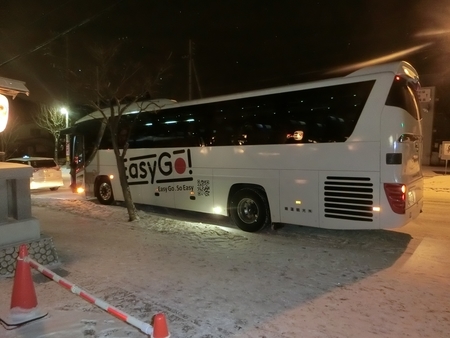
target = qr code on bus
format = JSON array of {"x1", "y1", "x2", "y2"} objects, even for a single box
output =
[{"x1": 197, "y1": 179, "x2": 211, "y2": 196}]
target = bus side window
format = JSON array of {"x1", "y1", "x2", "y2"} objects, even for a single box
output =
[
  {"x1": 130, "y1": 113, "x2": 155, "y2": 149},
  {"x1": 209, "y1": 112, "x2": 234, "y2": 146},
  {"x1": 251, "y1": 123, "x2": 272, "y2": 145},
  {"x1": 212, "y1": 126, "x2": 233, "y2": 146},
  {"x1": 99, "y1": 127, "x2": 112, "y2": 149},
  {"x1": 307, "y1": 123, "x2": 324, "y2": 143},
  {"x1": 118, "y1": 126, "x2": 129, "y2": 148},
  {"x1": 325, "y1": 115, "x2": 346, "y2": 142}
]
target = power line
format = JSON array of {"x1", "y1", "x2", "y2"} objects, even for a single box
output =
[
  {"x1": 3, "y1": 0, "x2": 77, "y2": 38},
  {"x1": 0, "y1": 0, "x2": 124, "y2": 68}
]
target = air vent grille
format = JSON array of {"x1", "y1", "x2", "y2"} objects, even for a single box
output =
[{"x1": 324, "y1": 176, "x2": 373, "y2": 222}]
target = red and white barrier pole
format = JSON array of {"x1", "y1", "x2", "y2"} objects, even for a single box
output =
[{"x1": 25, "y1": 257, "x2": 159, "y2": 336}]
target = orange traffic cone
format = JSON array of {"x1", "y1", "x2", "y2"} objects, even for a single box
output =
[
  {"x1": 0, "y1": 244, "x2": 47, "y2": 327},
  {"x1": 152, "y1": 313, "x2": 170, "y2": 338}
]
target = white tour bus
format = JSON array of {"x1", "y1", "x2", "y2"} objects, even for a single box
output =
[{"x1": 65, "y1": 60, "x2": 423, "y2": 232}]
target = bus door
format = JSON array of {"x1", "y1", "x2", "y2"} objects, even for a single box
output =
[
  {"x1": 58, "y1": 128, "x2": 85, "y2": 193},
  {"x1": 69, "y1": 134, "x2": 86, "y2": 193}
]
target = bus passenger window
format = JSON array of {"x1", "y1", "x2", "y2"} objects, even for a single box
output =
[{"x1": 118, "y1": 127, "x2": 129, "y2": 148}]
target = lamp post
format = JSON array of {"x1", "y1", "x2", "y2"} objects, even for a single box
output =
[{"x1": 60, "y1": 107, "x2": 69, "y2": 168}]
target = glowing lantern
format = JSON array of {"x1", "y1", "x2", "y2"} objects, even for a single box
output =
[{"x1": 0, "y1": 94, "x2": 9, "y2": 132}]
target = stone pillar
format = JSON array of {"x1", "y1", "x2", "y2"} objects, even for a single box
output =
[{"x1": 0, "y1": 162, "x2": 40, "y2": 247}]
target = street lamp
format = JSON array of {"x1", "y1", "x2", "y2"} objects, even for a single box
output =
[{"x1": 60, "y1": 107, "x2": 69, "y2": 168}]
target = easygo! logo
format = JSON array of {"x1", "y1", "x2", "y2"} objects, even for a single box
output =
[{"x1": 124, "y1": 149, "x2": 193, "y2": 186}]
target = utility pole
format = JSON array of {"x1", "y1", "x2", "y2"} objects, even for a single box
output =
[
  {"x1": 188, "y1": 40, "x2": 193, "y2": 100},
  {"x1": 96, "y1": 66, "x2": 100, "y2": 106},
  {"x1": 186, "y1": 39, "x2": 202, "y2": 100},
  {"x1": 65, "y1": 35, "x2": 70, "y2": 103},
  {"x1": 193, "y1": 55, "x2": 203, "y2": 99}
]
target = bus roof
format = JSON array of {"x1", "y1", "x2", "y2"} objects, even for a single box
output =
[
  {"x1": 346, "y1": 61, "x2": 419, "y2": 82},
  {"x1": 75, "y1": 98, "x2": 177, "y2": 123}
]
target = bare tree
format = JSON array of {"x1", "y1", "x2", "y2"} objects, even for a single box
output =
[
  {"x1": 70, "y1": 42, "x2": 172, "y2": 222},
  {"x1": 33, "y1": 104, "x2": 67, "y2": 161},
  {"x1": 0, "y1": 115, "x2": 20, "y2": 160},
  {"x1": 93, "y1": 98, "x2": 158, "y2": 222}
]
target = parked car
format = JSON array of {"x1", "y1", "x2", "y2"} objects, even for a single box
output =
[{"x1": 6, "y1": 156, "x2": 64, "y2": 191}]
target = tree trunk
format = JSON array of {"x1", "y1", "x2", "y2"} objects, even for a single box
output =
[
  {"x1": 117, "y1": 155, "x2": 139, "y2": 221},
  {"x1": 112, "y1": 140, "x2": 139, "y2": 222},
  {"x1": 54, "y1": 135, "x2": 59, "y2": 163}
]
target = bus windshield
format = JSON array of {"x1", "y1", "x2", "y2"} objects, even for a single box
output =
[{"x1": 386, "y1": 76, "x2": 422, "y2": 121}]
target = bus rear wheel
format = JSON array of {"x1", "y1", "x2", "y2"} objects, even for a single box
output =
[
  {"x1": 230, "y1": 188, "x2": 271, "y2": 232},
  {"x1": 96, "y1": 178, "x2": 114, "y2": 205}
]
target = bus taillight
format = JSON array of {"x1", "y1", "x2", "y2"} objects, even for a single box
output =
[{"x1": 384, "y1": 183, "x2": 406, "y2": 214}]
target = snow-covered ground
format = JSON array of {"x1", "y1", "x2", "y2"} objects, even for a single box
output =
[{"x1": 1, "y1": 170, "x2": 450, "y2": 337}]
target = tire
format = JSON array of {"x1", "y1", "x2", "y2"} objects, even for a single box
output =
[
  {"x1": 50, "y1": 187, "x2": 59, "y2": 191},
  {"x1": 96, "y1": 178, "x2": 114, "y2": 205},
  {"x1": 229, "y1": 188, "x2": 271, "y2": 232}
]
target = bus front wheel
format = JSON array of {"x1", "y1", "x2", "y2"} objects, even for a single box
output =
[
  {"x1": 230, "y1": 188, "x2": 271, "y2": 232},
  {"x1": 96, "y1": 178, "x2": 114, "y2": 205}
]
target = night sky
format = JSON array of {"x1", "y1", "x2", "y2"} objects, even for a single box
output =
[{"x1": 1, "y1": 0, "x2": 450, "y2": 115}]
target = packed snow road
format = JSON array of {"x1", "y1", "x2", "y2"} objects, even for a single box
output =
[{"x1": 1, "y1": 173, "x2": 449, "y2": 337}]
